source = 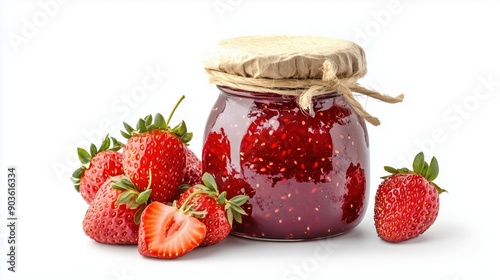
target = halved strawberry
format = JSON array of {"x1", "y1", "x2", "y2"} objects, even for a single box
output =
[{"x1": 138, "y1": 201, "x2": 206, "y2": 259}]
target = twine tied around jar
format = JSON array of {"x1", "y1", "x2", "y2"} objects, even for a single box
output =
[
  {"x1": 300, "y1": 59, "x2": 404, "y2": 126},
  {"x1": 203, "y1": 36, "x2": 404, "y2": 126},
  {"x1": 205, "y1": 59, "x2": 403, "y2": 126}
]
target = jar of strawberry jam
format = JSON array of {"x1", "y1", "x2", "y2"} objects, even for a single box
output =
[{"x1": 202, "y1": 36, "x2": 403, "y2": 240}]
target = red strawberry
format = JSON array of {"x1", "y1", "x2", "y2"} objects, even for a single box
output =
[
  {"x1": 121, "y1": 95, "x2": 192, "y2": 203},
  {"x1": 374, "y1": 152, "x2": 447, "y2": 242},
  {"x1": 182, "y1": 147, "x2": 202, "y2": 186},
  {"x1": 72, "y1": 134, "x2": 124, "y2": 204},
  {"x1": 177, "y1": 173, "x2": 249, "y2": 246},
  {"x1": 170, "y1": 147, "x2": 203, "y2": 202},
  {"x1": 138, "y1": 201, "x2": 206, "y2": 259},
  {"x1": 83, "y1": 174, "x2": 151, "y2": 244}
]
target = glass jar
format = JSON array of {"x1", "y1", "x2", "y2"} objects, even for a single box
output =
[{"x1": 202, "y1": 86, "x2": 370, "y2": 240}]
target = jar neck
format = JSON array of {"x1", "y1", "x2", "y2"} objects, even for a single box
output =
[{"x1": 217, "y1": 86, "x2": 340, "y2": 101}]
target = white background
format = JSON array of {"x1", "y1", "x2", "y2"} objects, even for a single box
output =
[{"x1": 1, "y1": 0, "x2": 499, "y2": 279}]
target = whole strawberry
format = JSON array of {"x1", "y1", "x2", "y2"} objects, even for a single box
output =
[
  {"x1": 71, "y1": 134, "x2": 124, "y2": 204},
  {"x1": 83, "y1": 174, "x2": 151, "y2": 244},
  {"x1": 374, "y1": 152, "x2": 446, "y2": 242},
  {"x1": 177, "y1": 173, "x2": 249, "y2": 246},
  {"x1": 182, "y1": 147, "x2": 202, "y2": 186},
  {"x1": 169, "y1": 147, "x2": 203, "y2": 202},
  {"x1": 121, "y1": 95, "x2": 192, "y2": 203}
]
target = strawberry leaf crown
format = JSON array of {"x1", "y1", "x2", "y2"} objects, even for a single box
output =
[
  {"x1": 111, "y1": 175, "x2": 151, "y2": 225},
  {"x1": 71, "y1": 134, "x2": 123, "y2": 192},
  {"x1": 120, "y1": 95, "x2": 192, "y2": 144},
  {"x1": 382, "y1": 151, "x2": 446, "y2": 194},
  {"x1": 178, "y1": 173, "x2": 249, "y2": 225}
]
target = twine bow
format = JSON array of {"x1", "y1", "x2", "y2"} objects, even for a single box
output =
[{"x1": 299, "y1": 60, "x2": 404, "y2": 125}]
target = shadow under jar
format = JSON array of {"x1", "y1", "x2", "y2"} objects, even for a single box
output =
[{"x1": 202, "y1": 86, "x2": 370, "y2": 240}]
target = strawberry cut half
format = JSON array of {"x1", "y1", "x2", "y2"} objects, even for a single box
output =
[{"x1": 138, "y1": 201, "x2": 206, "y2": 259}]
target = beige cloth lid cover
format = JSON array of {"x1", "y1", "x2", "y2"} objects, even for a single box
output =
[{"x1": 203, "y1": 35, "x2": 404, "y2": 126}]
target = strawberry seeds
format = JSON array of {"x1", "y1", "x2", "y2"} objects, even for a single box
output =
[{"x1": 73, "y1": 95, "x2": 249, "y2": 259}]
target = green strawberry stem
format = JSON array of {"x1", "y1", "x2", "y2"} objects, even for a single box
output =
[
  {"x1": 177, "y1": 189, "x2": 211, "y2": 218},
  {"x1": 382, "y1": 151, "x2": 447, "y2": 194},
  {"x1": 120, "y1": 95, "x2": 192, "y2": 144},
  {"x1": 165, "y1": 95, "x2": 185, "y2": 127},
  {"x1": 177, "y1": 173, "x2": 249, "y2": 225},
  {"x1": 111, "y1": 169, "x2": 153, "y2": 225}
]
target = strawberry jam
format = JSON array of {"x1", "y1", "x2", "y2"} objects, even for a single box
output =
[{"x1": 202, "y1": 86, "x2": 369, "y2": 240}]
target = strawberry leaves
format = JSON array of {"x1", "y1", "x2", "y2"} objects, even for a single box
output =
[
  {"x1": 120, "y1": 95, "x2": 192, "y2": 144},
  {"x1": 224, "y1": 193, "x2": 249, "y2": 225},
  {"x1": 381, "y1": 151, "x2": 446, "y2": 194},
  {"x1": 198, "y1": 173, "x2": 248, "y2": 225},
  {"x1": 179, "y1": 172, "x2": 249, "y2": 225},
  {"x1": 111, "y1": 175, "x2": 151, "y2": 225},
  {"x1": 412, "y1": 151, "x2": 439, "y2": 182},
  {"x1": 77, "y1": 134, "x2": 123, "y2": 167},
  {"x1": 71, "y1": 134, "x2": 123, "y2": 192},
  {"x1": 121, "y1": 113, "x2": 167, "y2": 139}
]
